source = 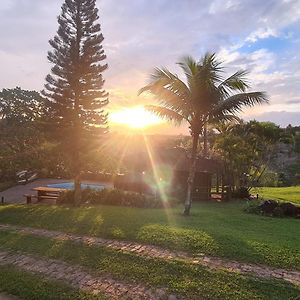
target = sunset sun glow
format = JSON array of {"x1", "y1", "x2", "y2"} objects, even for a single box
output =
[{"x1": 110, "y1": 107, "x2": 162, "y2": 129}]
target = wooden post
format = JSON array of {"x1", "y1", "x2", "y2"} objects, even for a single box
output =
[
  {"x1": 26, "y1": 195, "x2": 32, "y2": 204},
  {"x1": 221, "y1": 174, "x2": 225, "y2": 201}
]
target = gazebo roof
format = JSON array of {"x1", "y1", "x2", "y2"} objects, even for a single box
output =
[
  {"x1": 158, "y1": 147, "x2": 223, "y2": 174},
  {"x1": 174, "y1": 156, "x2": 223, "y2": 173}
]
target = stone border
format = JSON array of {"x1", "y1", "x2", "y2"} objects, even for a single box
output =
[
  {"x1": 0, "y1": 224, "x2": 299, "y2": 286},
  {"x1": 0, "y1": 250, "x2": 179, "y2": 300}
]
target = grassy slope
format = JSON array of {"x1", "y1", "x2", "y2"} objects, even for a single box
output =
[
  {"x1": 0, "y1": 231, "x2": 299, "y2": 300},
  {"x1": 0, "y1": 265, "x2": 105, "y2": 300},
  {"x1": 0, "y1": 202, "x2": 299, "y2": 270},
  {"x1": 255, "y1": 186, "x2": 300, "y2": 204}
]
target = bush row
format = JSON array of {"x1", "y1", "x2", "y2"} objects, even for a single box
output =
[
  {"x1": 57, "y1": 188, "x2": 178, "y2": 208},
  {"x1": 245, "y1": 199, "x2": 300, "y2": 218}
]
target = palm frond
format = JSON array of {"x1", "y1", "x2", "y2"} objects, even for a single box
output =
[
  {"x1": 199, "y1": 52, "x2": 224, "y2": 83},
  {"x1": 139, "y1": 67, "x2": 192, "y2": 114},
  {"x1": 209, "y1": 114, "x2": 241, "y2": 124},
  {"x1": 187, "y1": 53, "x2": 224, "y2": 107},
  {"x1": 213, "y1": 92, "x2": 269, "y2": 115},
  {"x1": 177, "y1": 56, "x2": 198, "y2": 78},
  {"x1": 139, "y1": 68, "x2": 190, "y2": 96},
  {"x1": 218, "y1": 70, "x2": 249, "y2": 97},
  {"x1": 145, "y1": 105, "x2": 186, "y2": 126}
]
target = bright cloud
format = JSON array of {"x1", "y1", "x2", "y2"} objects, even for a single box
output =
[
  {"x1": 0, "y1": 0, "x2": 299, "y2": 128},
  {"x1": 246, "y1": 28, "x2": 278, "y2": 43}
]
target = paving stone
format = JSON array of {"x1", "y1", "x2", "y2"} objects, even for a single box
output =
[
  {"x1": 0, "y1": 250, "x2": 181, "y2": 300},
  {"x1": 0, "y1": 224, "x2": 299, "y2": 287}
]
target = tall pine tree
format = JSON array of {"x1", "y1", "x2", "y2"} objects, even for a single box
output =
[{"x1": 43, "y1": 0, "x2": 108, "y2": 205}]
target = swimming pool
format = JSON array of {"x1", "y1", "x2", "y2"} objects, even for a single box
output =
[{"x1": 47, "y1": 182, "x2": 106, "y2": 190}]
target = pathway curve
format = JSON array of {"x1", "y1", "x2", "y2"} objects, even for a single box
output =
[
  {"x1": 0, "y1": 224, "x2": 299, "y2": 286},
  {"x1": 0, "y1": 250, "x2": 179, "y2": 300},
  {"x1": 0, "y1": 293, "x2": 21, "y2": 300}
]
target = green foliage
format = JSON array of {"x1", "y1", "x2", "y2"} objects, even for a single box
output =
[
  {"x1": 213, "y1": 121, "x2": 282, "y2": 190},
  {"x1": 294, "y1": 131, "x2": 300, "y2": 153},
  {"x1": 244, "y1": 198, "x2": 300, "y2": 219},
  {"x1": 43, "y1": 0, "x2": 108, "y2": 164},
  {"x1": 244, "y1": 200, "x2": 262, "y2": 215},
  {"x1": 0, "y1": 87, "x2": 47, "y2": 180},
  {"x1": 0, "y1": 87, "x2": 46, "y2": 125},
  {"x1": 58, "y1": 188, "x2": 177, "y2": 208},
  {"x1": 258, "y1": 170, "x2": 279, "y2": 187},
  {"x1": 140, "y1": 53, "x2": 268, "y2": 215}
]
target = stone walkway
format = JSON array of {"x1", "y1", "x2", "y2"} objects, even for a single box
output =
[
  {"x1": 0, "y1": 250, "x2": 179, "y2": 300},
  {"x1": 0, "y1": 224, "x2": 299, "y2": 286}
]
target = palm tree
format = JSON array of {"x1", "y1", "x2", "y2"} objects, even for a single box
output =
[{"x1": 139, "y1": 53, "x2": 268, "y2": 215}]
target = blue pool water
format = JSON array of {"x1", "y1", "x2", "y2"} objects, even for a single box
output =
[{"x1": 47, "y1": 182, "x2": 106, "y2": 190}]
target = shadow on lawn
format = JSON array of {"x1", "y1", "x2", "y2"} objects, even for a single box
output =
[{"x1": 0, "y1": 203, "x2": 299, "y2": 270}]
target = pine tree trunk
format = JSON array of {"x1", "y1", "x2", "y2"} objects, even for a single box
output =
[
  {"x1": 73, "y1": 2, "x2": 82, "y2": 207},
  {"x1": 203, "y1": 124, "x2": 208, "y2": 158},
  {"x1": 74, "y1": 173, "x2": 81, "y2": 206},
  {"x1": 73, "y1": 140, "x2": 82, "y2": 206},
  {"x1": 184, "y1": 133, "x2": 199, "y2": 216}
]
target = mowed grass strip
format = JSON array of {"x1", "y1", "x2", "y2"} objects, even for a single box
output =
[
  {"x1": 0, "y1": 202, "x2": 299, "y2": 270},
  {"x1": 0, "y1": 231, "x2": 299, "y2": 300},
  {"x1": 0, "y1": 264, "x2": 105, "y2": 300},
  {"x1": 254, "y1": 186, "x2": 300, "y2": 204}
]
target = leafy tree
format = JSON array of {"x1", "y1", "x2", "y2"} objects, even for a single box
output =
[
  {"x1": 0, "y1": 87, "x2": 46, "y2": 180},
  {"x1": 213, "y1": 121, "x2": 282, "y2": 190},
  {"x1": 43, "y1": 0, "x2": 109, "y2": 205},
  {"x1": 140, "y1": 53, "x2": 268, "y2": 215},
  {"x1": 294, "y1": 132, "x2": 300, "y2": 153},
  {"x1": 0, "y1": 87, "x2": 45, "y2": 124}
]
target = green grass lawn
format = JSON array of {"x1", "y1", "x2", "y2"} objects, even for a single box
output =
[
  {"x1": 254, "y1": 186, "x2": 300, "y2": 204},
  {"x1": 0, "y1": 265, "x2": 105, "y2": 300},
  {"x1": 0, "y1": 230, "x2": 299, "y2": 300},
  {"x1": 0, "y1": 202, "x2": 299, "y2": 270}
]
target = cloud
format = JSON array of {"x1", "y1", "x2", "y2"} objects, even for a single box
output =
[
  {"x1": 0, "y1": 0, "x2": 299, "y2": 128},
  {"x1": 287, "y1": 99, "x2": 300, "y2": 104},
  {"x1": 246, "y1": 27, "x2": 278, "y2": 43}
]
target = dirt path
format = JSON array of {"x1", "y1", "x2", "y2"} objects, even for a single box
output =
[{"x1": 0, "y1": 224, "x2": 299, "y2": 286}]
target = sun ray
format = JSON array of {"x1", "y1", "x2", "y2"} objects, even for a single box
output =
[{"x1": 142, "y1": 134, "x2": 176, "y2": 226}]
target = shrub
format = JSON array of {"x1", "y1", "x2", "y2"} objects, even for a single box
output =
[
  {"x1": 137, "y1": 224, "x2": 218, "y2": 252},
  {"x1": 57, "y1": 188, "x2": 178, "y2": 208},
  {"x1": 244, "y1": 200, "x2": 262, "y2": 215},
  {"x1": 244, "y1": 199, "x2": 300, "y2": 218},
  {"x1": 233, "y1": 187, "x2": 250, "y2": 199}
]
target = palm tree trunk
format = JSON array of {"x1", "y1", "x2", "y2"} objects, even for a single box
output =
[{"x1": 184, "y1": 133, "x2": 199, "y2": 216}]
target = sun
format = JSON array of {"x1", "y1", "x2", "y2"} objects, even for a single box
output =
[{"x1": 110, "y1": 107, "x2": 162, "y2": 129}]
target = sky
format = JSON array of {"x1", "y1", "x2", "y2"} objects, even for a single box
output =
[{"x1": 0, "y1": 0, "x2": 300, "y2": 133}]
